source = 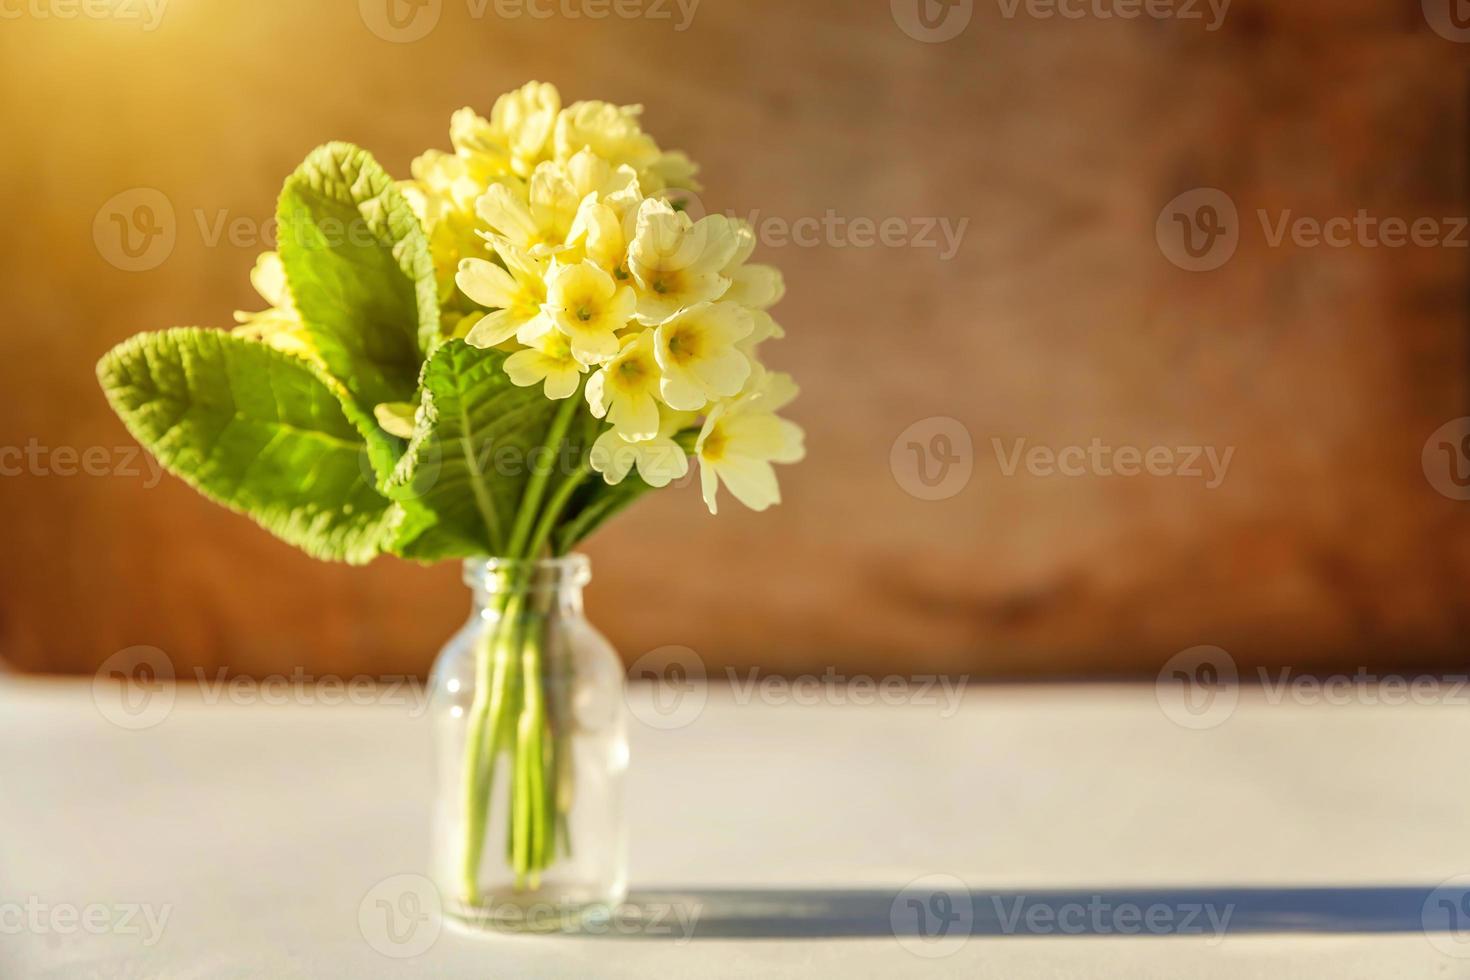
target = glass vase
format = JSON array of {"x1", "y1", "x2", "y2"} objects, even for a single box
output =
[{"x1": 429, "y1": 555, "x2": 628, "y2": 932}]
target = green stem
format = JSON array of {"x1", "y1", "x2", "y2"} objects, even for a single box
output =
[
  {"x1": 529, "y1": 461, "x2": 592, "y2": 557},
  {"x1": 460, "y1": 389, "x2": 598, "y2": 899},
  {"x1": 457, "y1": 619, "x2": 496, "y2": 902},
  {"x1": 505, "y1": 391, "x2": 583, "y2": 558},
  {"x1": 458, "y1": 584, "x2": 522, "y2": 902},
  {"x1": 517, "y1": 613, "x2": 547, "y2": 888}
]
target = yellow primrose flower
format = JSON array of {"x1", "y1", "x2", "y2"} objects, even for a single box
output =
[
  {"x1": 585, "y1": 331, "x2": 662, "y2": 440},
  {"x1": 589, "y1": 407, "x2": 695, "y2": 488},
  {"x1": 746, "y1": 369, "x2": 801, "y2": 414},
  {"x1": 560, "y1": 151, "x2": 643, "y2": 274},
  {"x1": 725, "y1": 264, "x2": 785, "y2": 309},
  {"x1": 542, "y1": 259, "x2": 635, "y2": 364},
  {"x1": 402, "y1": 152, "x2": 494, "y2": 305},
  {"x1": 503, "y1": 325, "x2": 587, "y2": 400},
  {"x1": 564, "y1": 147, "x2": 638, "y2": 202},
  {"x1": 695, "y1": 372, "x2": 804, "y2": 514},
  {"x1": 455, "y1": 241, "x2": 550, "y2": 348},
  {"x1": 554, "y1": 101, "x2": 660, "y2": 175},
  {"x1": 232, "y1": 252, "x2": 317, "y2": 361},
  {"x1": 566, "y1": 196, "x2": 628, "y2": 278},
  {"x1": 653, "y1": 301, "x2": 753, "y2": 411},
  {"x1": 449, "y1": 81, "x2": 561, "y2": 180},
  {"x1": 645, "y1": 150, "x2": 700, "y2": 193},
  {"x1": 720, "y1": 220, "x2": 786, "y2": 309},
  {"x1": 384, "y1": 84, "x2": 801, "y2": 512},
  {"x1": 627, "y1": 200, "x2": 741, "y2": 324},
  {"x1": 737, "y1": 309, "x2": 786, "y2": 364},
  {"x1": 374, "y1": 401, "x2": 418, "y2": 439},
  {"x1": 241, "y1": 251, "x2": 290, "y2": 312},
  {"x1": 447, "y1": 107, "x2": 511, "y2": 180},
  {"x1": 475, "y1": 164, "x2": 579, "y2": 256},
  {"x1": 562, "y1": 156, "x2": 643, "y2": 276},
  {"x1": 403, "y1": 84, "x2": 703, "y2": 322},
  {"x1": 553, "y1": 99, "x2": 698, "y2": 193},
  {"x1": 442, "y1": 310, "x2": 483, "y2": 341},
  {"x1": 728, "y1": 312, "x2": 786, "y2": 398},
  {"x1": 407, "y1": 149, "x2": 482, "y2": 211},
  {"x1": 489, "y1": 81, "x2": 560, "y2": 176}
]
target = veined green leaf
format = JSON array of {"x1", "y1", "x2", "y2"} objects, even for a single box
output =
[
  {"x1": 387, "y1": 341, "x2": 566, "y2": 561},
  {"x1": 97, "y1": 328, "x2": 393, "y2": 564},
  {"x1": 276, "y1": 141, "x2": 440, "y2": 480}
]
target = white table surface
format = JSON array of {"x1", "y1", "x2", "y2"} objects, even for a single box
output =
[{"x1": 2, "y1": 676, "x2": 1469, "y2": 978}]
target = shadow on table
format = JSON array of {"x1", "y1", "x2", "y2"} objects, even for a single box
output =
[{"x1": 605, "y1": 885, "x2": 1469, "y2": 941}]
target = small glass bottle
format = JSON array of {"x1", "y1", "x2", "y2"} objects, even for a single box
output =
[{"x1": 429, "y1": 556, "x2": 628, "y2": 932}]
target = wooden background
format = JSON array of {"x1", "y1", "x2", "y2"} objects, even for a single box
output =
[{"x1": 0, "y1": 0, "x2": 1467, "y2": 680}]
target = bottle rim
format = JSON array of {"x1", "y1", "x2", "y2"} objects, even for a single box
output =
[{"x1": 461, "y1": 554, "x2": 592, "y2": 593}]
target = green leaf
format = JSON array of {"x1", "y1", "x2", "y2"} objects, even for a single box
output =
[
  {"x1": 276, "y1": 141, "x2": 440, "y2": 480},
  {"x1": 386, "y1": 341, "x2": 565, "y2": 560},
  {"x1": 96, "y1": 328, "x2": 393, "y2": 564}
]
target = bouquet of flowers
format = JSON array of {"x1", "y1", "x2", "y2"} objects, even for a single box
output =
[{"x1": 96, "y1": 81, "x2": 803, "y2": 902}]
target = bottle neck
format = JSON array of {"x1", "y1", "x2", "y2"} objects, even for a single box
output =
[{"x1": 464, "y1": 555, "x2": 590, "y2": 618}]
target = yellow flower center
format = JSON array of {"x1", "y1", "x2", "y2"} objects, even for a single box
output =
[
  {"x1": 701, "y1": 421, "x2": 728, "y2": 461},
  {"x1": 650, "y1": 269, "x2": 685, "y2": 296},
  {"x1": 546, "y1": 333, "x2": 573, "y2": 361},
  {"x1": 616, "y1": 357, "x2": 647, "y2": 385},
  {"x1": 664, "y1": 325, "x2": 702, "y2": 365}
]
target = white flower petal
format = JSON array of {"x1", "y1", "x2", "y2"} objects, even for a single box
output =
[
  {"x1": 542, "y1": 365, "x2": 582, "y2": 400},
  {"x1": 658, "y1": 372, "x2": 707, "y2": 412},
  {"x1": 634, "y1": 438, "x2": 689, "y2": 488},
  {"x1": 725, "y1": 412, "x2": 804, "y2": 463},
  {"x1": 503, "y1": 348, "x2": 546, "y2": 388},
  {"x1": 590, "y1": 429, "x2": 636, "y2": 485},
  {"x1": 723, "y1": 221, "x2": 757, "y2": 271},
  {"x1": 691, "y1": 348, "x2": 750, "y2": 399},
  {"x1": 456, "y1": 258, "x2": 519, "y2": 309},
  {"x1": 514, "y1": 312, "x2": 554, "y2": 345},
  {"x1": 465, "y1": 309, "x2": 521, "y2": 348},
  {"x1": 726, "y1": 264, "x2": 785, "y2": 309},
  {"x1": 476, "y1": 184, "x2": 538, "y2": 245},
  {"x1": 374, "y1": 401, "x2": 417, "y2": 439},
  {"x1": 585, "y1": 370, "x2": 610, "y2": 418},
  {"x1": 567, "y1": 327, "x2": 621, "y2": 365},
  {"x1": 249, "y1": 252, "x2": 290, "y2": 309},
  {"x1": 699, "y1": 460, "x2": 720, "y2": 515},
  {"x1": 713, "y1": 456, "x2": 780, "y2": 512},
  {"x1": 611, "y1": 391, "x2": 660, "y2": 441}
]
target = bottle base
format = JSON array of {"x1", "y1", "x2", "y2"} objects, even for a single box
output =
[{"x1": 445, "y1": 882, "x2": 629, "y2": 935}]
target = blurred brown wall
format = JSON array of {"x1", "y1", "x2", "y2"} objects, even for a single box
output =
[{"x1": 0, "y1": 0, "x2": 1467, "y2": 680}]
